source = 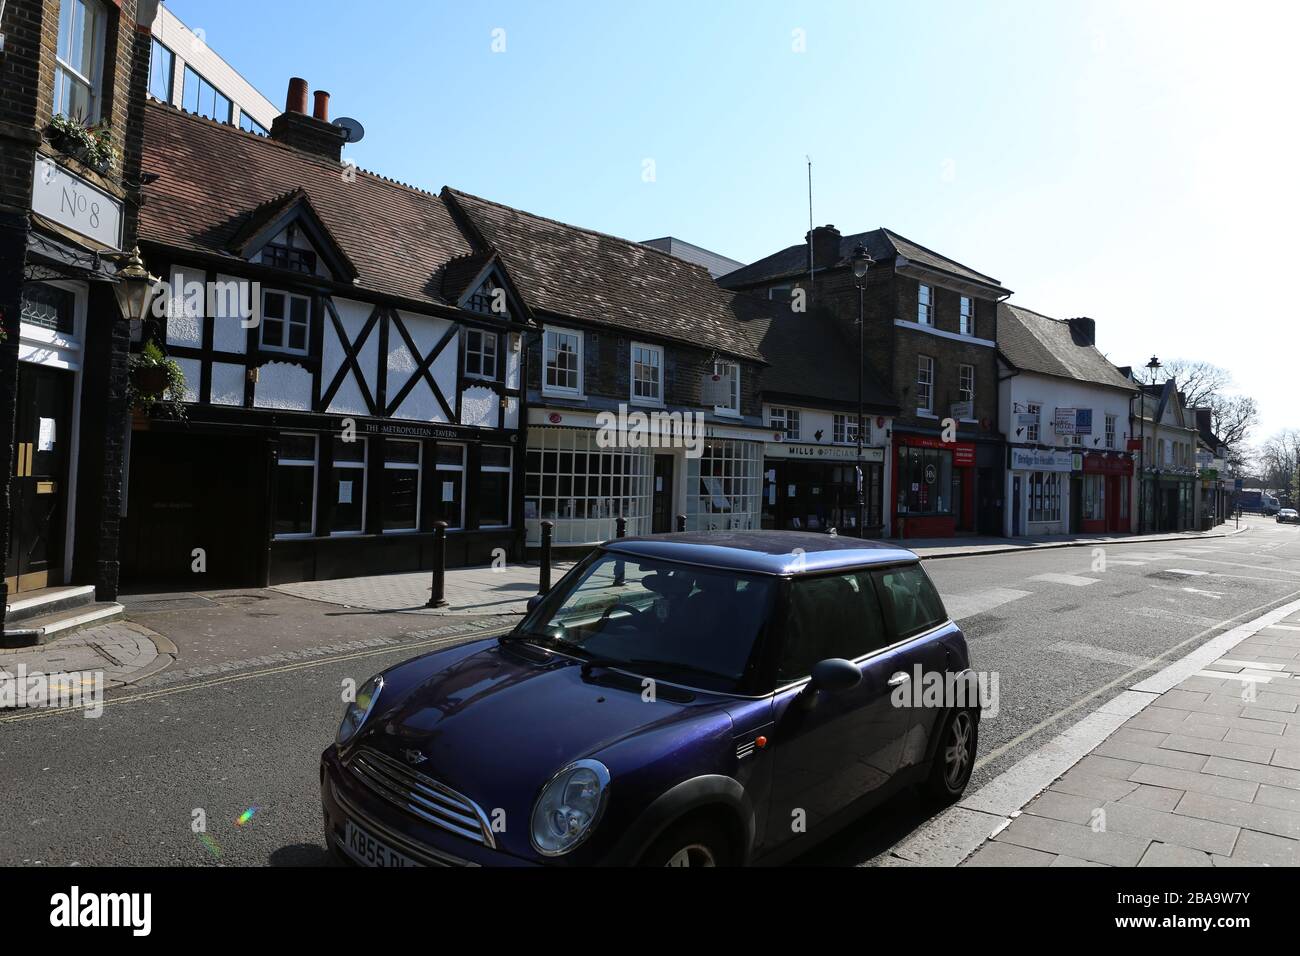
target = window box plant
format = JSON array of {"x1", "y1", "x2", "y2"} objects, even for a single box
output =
[{"x1": 46, "y1": 114, "x2": 119, "y2": 176}]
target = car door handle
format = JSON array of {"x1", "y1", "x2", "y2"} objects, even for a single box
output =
[{"x1": 888, "y1": 671, "x2": 910, "y2": 687}]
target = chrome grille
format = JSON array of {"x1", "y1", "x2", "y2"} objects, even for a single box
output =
[{"x1": 347, "y1": 747, "x2": 494, "y2": 847}]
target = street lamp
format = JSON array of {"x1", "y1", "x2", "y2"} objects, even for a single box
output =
[
  {"x1": 110, "y1": 246, "x2": 162, "y2": 322},
  {"x1": 851, "y1": 242, "x2": 873, "y2": 537},
  {"x1": 1139, "y1": 356, "x2": 1161, "y2": 532}
]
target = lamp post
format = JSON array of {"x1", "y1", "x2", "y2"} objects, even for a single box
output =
[
  {"x1": 1139, "y1": 355, "x2": 1160, "y2": 532},
  {"x1": 851, "y1": 243, "x2": 873, "y2": 537}
]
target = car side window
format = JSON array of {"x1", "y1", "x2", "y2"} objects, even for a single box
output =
[
  {"x1": 873, "y1": 564, "x2": 947, "y2": 640},
  {"x1": 777, "y1": 571, "x2": 889, "y2": 683}
]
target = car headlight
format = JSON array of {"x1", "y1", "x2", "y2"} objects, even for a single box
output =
[
  {"x1": 337, "y1": 675, "x2": 383, "y2": 745},
  {"x1": 530, "y1": 759, "x2": 610, "y2": 856}
]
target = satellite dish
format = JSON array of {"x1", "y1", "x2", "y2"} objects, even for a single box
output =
[{"x1": 333, "y1": 117, "x2": 365, "y2": 144}]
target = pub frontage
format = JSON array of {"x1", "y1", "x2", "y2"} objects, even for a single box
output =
[{"x1": 123, "y1": 92, "x2": 532, "y2": 587}]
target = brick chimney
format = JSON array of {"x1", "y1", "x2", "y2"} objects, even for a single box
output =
[
  {"x1": 1067, "y1": 316, "x2": 1096, "y2": 346},
  {"x1": 804, "y1": 224, "x2": 843, "y2": 271},
  {"x1": 270, "y1": 77, "x2": 346, "y2": 163}
]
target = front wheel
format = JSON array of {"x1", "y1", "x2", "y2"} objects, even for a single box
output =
[
  {"x1": 639, "y1": 819, "x2": 733, "y2": 867},
  {"x1": 920, "y1": 708, "x2": 977, "y2": 801}
]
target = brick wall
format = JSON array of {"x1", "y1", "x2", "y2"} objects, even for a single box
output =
[{"x1": 525, "y1": 327, "x2": 761, "y2": 417}]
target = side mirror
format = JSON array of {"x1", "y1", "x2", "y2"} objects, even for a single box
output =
[
  {"x1": 800, "y1": 658, "x2": 861, "y2": 709},
  {"x1": 810, "y1": 658, "x2": 862, "y2": 693},
  {"x1": 526, "y1": 595, "x2": 544, "y2": 613}
]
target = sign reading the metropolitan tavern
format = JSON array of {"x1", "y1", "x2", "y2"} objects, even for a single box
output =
[{"x1": 31, "y1": 155, "x2": 123, "y2": 249}]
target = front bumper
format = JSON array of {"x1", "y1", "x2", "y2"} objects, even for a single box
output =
[{"x1": 320, "y1": 746, "x2": 540, "y2": 868}]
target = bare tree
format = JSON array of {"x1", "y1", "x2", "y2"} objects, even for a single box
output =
[
  {"x1": 1209, "y1": 394, "x2": 1259, "y2": 450},
  {"x1": 1160, "y1": 359, "x2": 1233, "y2": 409},
  {"x1": 1256, "y1": 430, "x2": 1300, "y2": 497}
]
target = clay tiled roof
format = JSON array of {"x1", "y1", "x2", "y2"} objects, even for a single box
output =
[
  {"x1": 445, "y1": 189, "x2": 764, "y2": 361},
  {"x1": 139, "y1": 101, "x2": 475, "y2": 306}
]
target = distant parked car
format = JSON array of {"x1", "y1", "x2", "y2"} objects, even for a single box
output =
[
  {"x1": 1278, "y1": 509, "x2": 1299, "y2": 524},
  {"x1": 320, "y1": 531, "x2": 980, "y2": 867}
]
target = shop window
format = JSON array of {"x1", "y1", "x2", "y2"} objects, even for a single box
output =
[
  {"x1": 480, "y1": 446, "x2": 513, "y2": 528},
  {"x1": 769, "y1": 407, "x2": 800, "y2": 440},
  {"x1": 329, "y1": 438, "x2": 367, "y2": 534},
  {"x1": 916, "y1": 356, "x2": 934, "y2": 412},
  {"x1": 686, "y1": 439, "x2": 763, "y2": 531},
  {"x1": 260, "y1": 290, "x2": 310, "y2": 354},
  {"x1": 896, "y1": 445, "x2": 953, "y2": 516},
  {"x1": 1083, "y1": 474, "x2": 1106, "y2": 521},
  {"x1": 464, "y1": 328, "x2": 499, "y2": 380},
  {"x1": 435, "y1": 444, "x2": 466, "y2": 529},
  {"x1": 149, "y1": 38, "x2": 174, "y2": 104},
  {"x1": 631, "y1": 342, "x2": 663, "y2": 403},
  {"x1": 917, "y1": 284, "x2": 933, "y2": 325},
  {"x1": 524, "y1": 428, "x2": 652, "y2": 545},
  {"x1": 382, "y1": 440, "x2": 421, "y2": 532},
  {"x1": 1029, "y1": 471, "x2": 1062, "y2": 522},
  {"x1": 713, "y1": 361, "x2": 740, "y2": 416},
  {"x1": 543, "y1": 327, "x2": 583, "y2": 395},
  {"x1": 54, "y1": 0, "x2": 106, "y2": 122},
  {"x1": 778, "y1": 571, "x2": 889, "y2": 683},
  {"x1": 274, "y1": 434, "x2": 317, "y2": 538},
  {"x1": 832, "y1": 414, "x2": 859, "y2": 445}
]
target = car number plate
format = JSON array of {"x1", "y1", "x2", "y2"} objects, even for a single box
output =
[{"x1": 344, "y1": 819, "x2": 421, "y2": 868}]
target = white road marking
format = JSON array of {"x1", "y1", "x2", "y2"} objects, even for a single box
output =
[
  {"x1": 1265, "y1": 624, "x2": 1300, "y2": 632},
  {"x1": 1045, "y1": 641, "x2": 1155, "y2": 669},
  {"x1": 1104, "y1": 560, "x2": 1147, "y2": 567},
  {"x1": 1029, "y1": 573, "x2": 1099, "y2": 587},
  {"x1": 1164, "y1": 568, "x2": 1210, "y2": 576},
  {"x1": 1181, "y1": 587, "x2": 1225, "y2": 599},
  {"x1": 943, "y1": 588, "x2": 1032, "y2": 621}
]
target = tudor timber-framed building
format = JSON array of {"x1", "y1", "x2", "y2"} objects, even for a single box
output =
[{"x1": 127, "y1": 84, "x2": 532, "y2": 587}]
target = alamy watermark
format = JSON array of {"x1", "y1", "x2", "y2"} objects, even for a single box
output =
[
  {"x1": 890, "y1": 665, "x2": 999, "y2": 718},
  {"x1": 595, "y1": 405, "x2": 706, "y2": 459},
  {"x1": 0, "y1": 663, "x2": 104, "y2": 718}
]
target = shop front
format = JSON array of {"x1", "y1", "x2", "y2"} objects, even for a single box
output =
[
  {"x1": 1080, "y1": 451, "x2": 1134, "y2": 534},
  {"x1": 524, "y1": 408, "x2": 768, "y2": 546},
  {"x1": 894, "y1": 436, "x2": 977, "y2": 539},
  {"x1": 1006, "y1": 447, "x2": 1074, "y2": 537},
  {"x1": 762, "y1": 442, "x2": 885, "y2": 536}
]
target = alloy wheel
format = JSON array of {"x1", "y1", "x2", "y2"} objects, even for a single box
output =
[
  {"x1": 944, "y1": 711, "x2": 974, "y2": 789},
  {"x1": 664, "y1": 844, "x2": 717, "y2": 867}
]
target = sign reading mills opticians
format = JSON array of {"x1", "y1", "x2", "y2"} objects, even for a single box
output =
[{"x1": 31, "y1": 155, "x2": 123, "y2": 250}]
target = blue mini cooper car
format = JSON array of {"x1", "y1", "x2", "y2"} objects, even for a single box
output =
[{"x1": 320, "y1": 531, "x2": 979, "y2": 867}]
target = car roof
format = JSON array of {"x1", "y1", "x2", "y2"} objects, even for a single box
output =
[{"x1": 601, "y1": 531, "x2": 919, "y2": 576}]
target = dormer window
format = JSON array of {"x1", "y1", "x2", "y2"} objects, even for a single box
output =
[
  {"x1": 466, "y1": 280, "x2": 508, "y2": 318},
  {"x1": 261, "y1": 223, "x2": 319, "y2": 275}
]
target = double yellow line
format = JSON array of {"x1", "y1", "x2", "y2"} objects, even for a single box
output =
[{"x1": 0, "y1": 627, "x2": 513, "y2": 725}]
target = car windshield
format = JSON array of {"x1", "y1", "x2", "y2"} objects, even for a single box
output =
[{"x1": 516, "y1": 552, "x2": 776, "y2": 693}]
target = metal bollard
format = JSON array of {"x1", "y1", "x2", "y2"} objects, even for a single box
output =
[
  {"x1": 538, "y1": 520, "x2": 554, "y2": 594},
  {"x1": 616, "y1": 516, "x2": 627, "y2": 539},
  {"x1": 426, "y1": 521, "x2": 449, "y2": 608},
  {"x1": 676, "y1": 514, "x2": 686, "y2": 532}
]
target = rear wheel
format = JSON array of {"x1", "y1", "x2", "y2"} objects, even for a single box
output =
[
  {"x1": 639, "y1": 818, "x2": 733, "y2": 867},
  {"x1": 921, "y1": 708, "x2": 977, "y2": 801}
]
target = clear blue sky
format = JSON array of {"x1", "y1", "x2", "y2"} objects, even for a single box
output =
[{"x1": 166, "y1": 0, "x2": 1297, "y2": 444}]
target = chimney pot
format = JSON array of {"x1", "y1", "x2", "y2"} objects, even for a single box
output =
[
  {"x1": 313, "y1": 90, "x2": 331, "y2": 122},
  {"x1": 286, "y1": 77, "x2": 309, "y2": 114}
]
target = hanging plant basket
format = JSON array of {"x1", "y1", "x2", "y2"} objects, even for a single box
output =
[{"x1": 131, "y1": 364, "x2": 170, "y2": 396}]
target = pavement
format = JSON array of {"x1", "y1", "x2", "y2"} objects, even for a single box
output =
[
  {"x1": 960, "y1": 600, "x2": 1300, "y2": 867},
  {"x1": 0, "y1": 620, "x2": 175, "y2": 693}
]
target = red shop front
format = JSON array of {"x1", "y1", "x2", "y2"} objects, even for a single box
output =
[
  {"x1": 1080, "y1": 451, "x2": 1134, "y2": 534},
  {"x1": 893, "y1": 436, "x2": 977, "y2": 538}
]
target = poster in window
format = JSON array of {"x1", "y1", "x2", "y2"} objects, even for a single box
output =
[{"x1": 338, "y1": 480, "x2": 353, "y2": 504}]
